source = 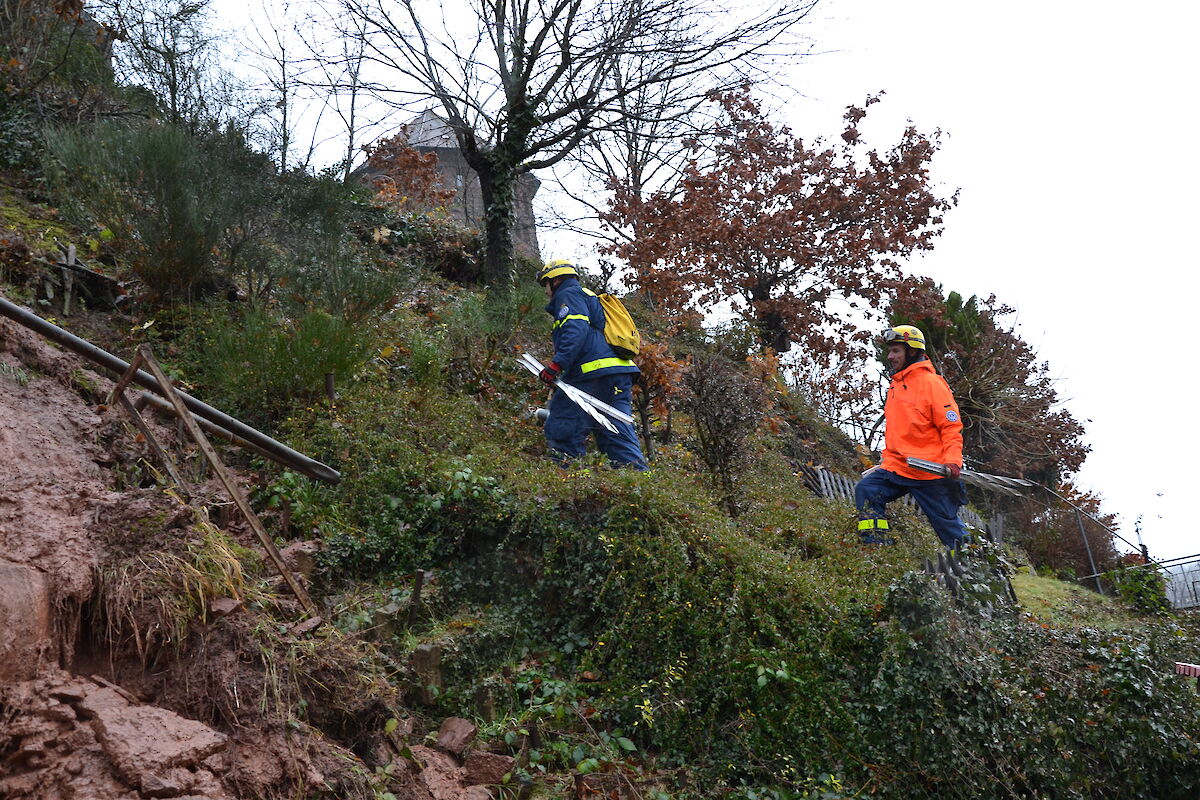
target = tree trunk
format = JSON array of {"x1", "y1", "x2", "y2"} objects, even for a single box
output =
[
  {"x1": 634, "y1": 388, "x2": 655, "y2": 463},
  {"x1": 751, "y1": 295, "x2": 792, "y2": 353},
  {"x1": 475, "y1": 156, "x2": 519, "y2": 288}
]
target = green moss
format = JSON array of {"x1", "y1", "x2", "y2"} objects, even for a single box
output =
[
  {"x1": 68, "y1": 367, "x2": 100, "y2": 401},
  {"x1": 0, "y1": 184, "x2": 73, "y2": 252}
]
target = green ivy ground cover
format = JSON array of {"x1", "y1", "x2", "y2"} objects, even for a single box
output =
[{"x1": 253, "y1": 320, "x2": 1200, "y2": 799}]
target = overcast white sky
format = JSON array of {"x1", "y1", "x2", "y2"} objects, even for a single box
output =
[{"x1": 775, "y1": 0, "x2": 1200, "y2": 561}]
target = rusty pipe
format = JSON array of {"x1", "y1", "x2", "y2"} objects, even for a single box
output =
[
  {"x1": 0, "y1": 295, "x2": 341, "y2": 484},
  {"x1": 134, "y1": 391, "x2": 281, "y2": 465}
]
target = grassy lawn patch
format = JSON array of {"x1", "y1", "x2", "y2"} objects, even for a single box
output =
[{"x1": 1012, "y1": 570, "x2": 1146, "y2": 630}]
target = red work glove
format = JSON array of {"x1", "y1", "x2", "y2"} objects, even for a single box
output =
[
  {"x1": 539, "y1": 361, "x2": 562, "y2": 386},
  {"x1": 945, "y1": 463, "x2": 962, "y2": 480}
]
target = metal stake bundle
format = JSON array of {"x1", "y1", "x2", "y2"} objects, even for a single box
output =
[
  {"x1": 517, "y1": 353, "x2": 635, "y2": 433},
  {"x1": 906, "y1": 457, "x2": 1036, "y2": 497}
]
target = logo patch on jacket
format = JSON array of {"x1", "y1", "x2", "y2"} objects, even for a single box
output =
[
  {"x1": 946, "y1": 410, "x2": 959, "y2": 422},
  {"x1": 557, "y1": 305, "x2": 569, "y2": 319}
]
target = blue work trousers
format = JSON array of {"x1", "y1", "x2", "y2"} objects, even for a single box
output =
[
  {"x1": 854, "y1": 468, "x2": 968, "y2": 548},
  {"x1": 545, "y1": 374, "x2": 647, "y2": 470}
]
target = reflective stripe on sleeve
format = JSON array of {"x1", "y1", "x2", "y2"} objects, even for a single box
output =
[
  {"x1": 857, "y1": 519, "x2": 890, "y2": 531},
  {"x1": 552, "y1": 314, "x2": 590, "y2": 330}
]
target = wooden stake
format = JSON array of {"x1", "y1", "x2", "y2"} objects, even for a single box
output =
[
  {"x1": 136, "y1": 345, "x2": 319, "y2": 618},
  {"x1": 116, "y1": 392, "x2": 192, "y2": 498},
  {"x1": 108, "y1": 350, "x2": 145, "y2": 407},
  {"x1": 61, "y1": 245, "x2": 76, "y2": 316},
  {"x1": 108, "y1": 350, "x2": 192, "y2": 497},
  {"x1": 407, "y1": 569, "x2": 426, "y2": 627}
]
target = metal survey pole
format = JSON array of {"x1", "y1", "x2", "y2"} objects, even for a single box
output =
[{"x1": 1075, "y1": 509, "x2": 1104, "y2": 594}]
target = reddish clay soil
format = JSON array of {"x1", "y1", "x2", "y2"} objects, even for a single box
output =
[{"x1": 0, "y1": 310, "x2": 511, "y2": 799}]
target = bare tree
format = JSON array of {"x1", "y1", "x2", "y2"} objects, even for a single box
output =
[
  {"x1": 99, "y1": 0, "x2": 245, "y2": 130},
  {"x1": 330, "y1": 0, "x2": 817, "y2": 286},
  {"x1": 243, "y1": 1, "x2": 329, "y2": 173},
  {"x1": 320, "y1": 14, "x2": 372, "y2": 183},
  {"x1": 247, "y1": 3, "x2": 301, "y2": 171},
  {"x1": 238, "y1": 0, "x2": 383, "y2": 178}
]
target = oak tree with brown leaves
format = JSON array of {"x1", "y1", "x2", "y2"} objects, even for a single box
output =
[
  {"x1": 604, "y1": 89, "x2": 956, "y2": 359},
  {"x1": 630, "y1": 341, "x2": 688, "y2": 461},
  {"x1": 361, "y1": 134, "x2": 456, "y2": 212},
  {"x1": 1017, "y1": 482, "x2": 1121, "y2": 582}
]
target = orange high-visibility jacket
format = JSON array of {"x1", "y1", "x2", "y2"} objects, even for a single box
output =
[{"x1": 881, "y1": 359, "x2": 964, "y2": 480}]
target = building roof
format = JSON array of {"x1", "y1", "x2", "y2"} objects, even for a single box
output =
[{"x1": 402, "y1": 109, "x2": 460, "y2": 149}]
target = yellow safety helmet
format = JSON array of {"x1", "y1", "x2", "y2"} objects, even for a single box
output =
[
  {"x1": 883, "y1": 324, "x2": 926, "y2": 350},
  {"x1": 536, "y1": 259, "x2": 578, "y2": 284}
]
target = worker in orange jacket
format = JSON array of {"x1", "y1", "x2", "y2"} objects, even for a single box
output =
[{"x1": 854, "y1": 325, "x2": 969, "y2": 548}]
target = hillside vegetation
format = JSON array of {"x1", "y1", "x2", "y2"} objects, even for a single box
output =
[
  {"x1": 2, "y1": 15, "x2": 1200, "y2": 798},
  {"x1": 3, "y1": 180, "x2": 1200, "y2": 795}
]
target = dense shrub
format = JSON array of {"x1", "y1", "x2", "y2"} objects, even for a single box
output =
[
  {"x1": 854, "y1": 574, "x2": 1200, "y2": 798},
  {"x1": 44, "y1": 121, "x2": 229, "y2": 299},
  {"x1": 367, "y1": 283, "x2": 550, "y2": 397},
  {"x1": 0, "y1": 97, "x2": 41, "y2": 169},
  {"x1": 0, "y1": 2, "x2": 116, "y2": 100},
  {"x1": 285, "y1": 237, "x2": 402, "y2": 324},
  {"x1": 1108, "y1": 564, "x2": 1172, "y2": 616},
  {"x1": 178, "y1": 304, "x2": 373, "y2": 424},
  {"x1": 375, "y1": 210, "x2": 483, "y2": 285},
  {"x1": 439, "y1": 284, "x2": 545, "y2": 390},
  {"x1": 271, "y1": 170, "x2": 413, "y2": 319},
  {"x1": 290, "y1": 389, "x2": 526, "y2": 580},
  {"x1": 0, "y1": 230, "x2": 34, "y2": 284},
  {"x1": 42, "y1": 122, "x2": 406, "y2": 309},
  {"x1": 681, "y1": 354, "x2": 765, "y2": 515}
]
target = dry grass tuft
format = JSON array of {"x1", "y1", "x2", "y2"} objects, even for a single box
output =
[
  {"x1": 97, "y1": 509, "x2": 265, "y2": 662},
  {"x1": 252, "y1": 620, "x2": 403, "y2": 742}
]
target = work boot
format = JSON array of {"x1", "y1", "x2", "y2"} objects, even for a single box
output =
[{"x1": 857, "y1": 516, "x2": 894, "y2": 545}]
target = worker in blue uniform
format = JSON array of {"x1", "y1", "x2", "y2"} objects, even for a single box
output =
[{"x1": 535, "y1": 260, "x2": 647, "y2": 470}]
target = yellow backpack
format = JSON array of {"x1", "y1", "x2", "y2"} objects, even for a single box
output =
[{"x1": 583, "y1": 288, "x2": 641, "y2": 359}]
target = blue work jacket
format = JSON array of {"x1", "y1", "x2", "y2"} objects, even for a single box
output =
[{"x1": 545, "y1": 277, "x2": 639, "y2": 382}]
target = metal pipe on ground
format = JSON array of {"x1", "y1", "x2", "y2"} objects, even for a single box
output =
[{"x1": 0, "y1": 295, "x2": 341, "y2": 484}]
